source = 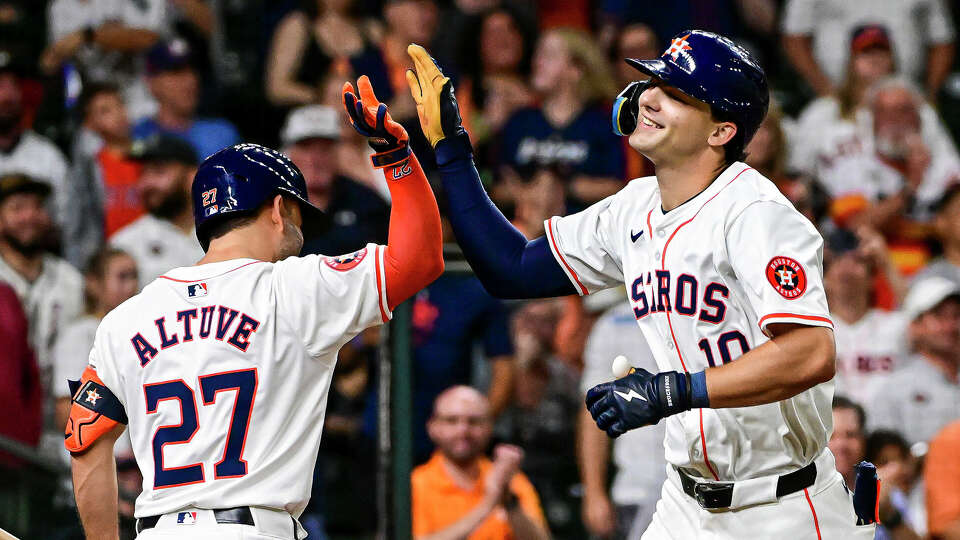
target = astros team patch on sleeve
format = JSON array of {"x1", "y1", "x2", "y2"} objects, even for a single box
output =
[
  {"x1": 766, "y1": 256, "x2": 807, "y2": 299},
  {"x1": 324, "y1": 247, "x2": 368, "y2": 271}
]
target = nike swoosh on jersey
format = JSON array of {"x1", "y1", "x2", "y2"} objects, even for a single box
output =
[
  {"x1": 630, "y1": 229, "x2": 644, "y2": 242},
  {"x1": 614, "y1": 389, "x2": 647, "y2": 402}
]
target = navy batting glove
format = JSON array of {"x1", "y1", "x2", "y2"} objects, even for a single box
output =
[{"x1": 585, "y1": 369, "x2": 692, "y2": 438}]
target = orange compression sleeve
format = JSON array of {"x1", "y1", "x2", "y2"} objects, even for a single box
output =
[{"x1": 376, "y1": 151, "x2": 444, "y2": 310}]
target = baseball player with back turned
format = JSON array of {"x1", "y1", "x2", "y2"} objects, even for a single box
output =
[
  {"x1": 405, "y1": 31, "x2": 876, "y2": 539},
  {"x1": 64, "y1": 74, "x2": 443, "y2": 539}
]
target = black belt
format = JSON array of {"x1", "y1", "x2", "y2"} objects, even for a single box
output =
[
  {"x1": 136, "y1": 506, "x2": 254, "y2": 533},
  {"x1": 676, "y1": 461, "x2": 817, "y2": 509}
]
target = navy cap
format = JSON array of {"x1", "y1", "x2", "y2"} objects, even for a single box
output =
[
  {"x1": 129, "y1": 135, "x2": 198, "y2": 165},
  {"x1": 626, "y1": 30, "x2": 769, "y2": 146},
  {"x1": 146, "y1": 39, "x2": 193, "y2": 75}
]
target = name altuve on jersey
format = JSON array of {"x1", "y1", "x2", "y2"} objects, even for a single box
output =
[{"x1": 132, "y1": 305, "x2": 261, "y2": 366}]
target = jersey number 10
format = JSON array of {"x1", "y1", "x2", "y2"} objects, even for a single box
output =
[{"x1": 144, "y1": 368, "x2": 258, "y2": 489}]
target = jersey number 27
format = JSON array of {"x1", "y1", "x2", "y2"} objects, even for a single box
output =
[{"x1": 144, "y1": 368, "x2": 257, "y2": 489}]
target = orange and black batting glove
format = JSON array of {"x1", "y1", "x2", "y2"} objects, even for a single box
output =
[
  {"x1": 342, "y1": 75, "x2": 410, "y2": 168},
  {"x1": 405, "y1": 44, "x2": 468, "y2": 148}
]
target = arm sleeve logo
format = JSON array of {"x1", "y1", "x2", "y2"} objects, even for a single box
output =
[
  {"x1": 766, "y1": 256, "x2": 807, "y2": 299},
  {"x1": 324, "y1": 247, "x2": 368, "y2": 271}
]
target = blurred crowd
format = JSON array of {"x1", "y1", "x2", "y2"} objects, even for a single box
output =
[{"x1": 2, "y1": 0, "x2": 960, "y2": 539}]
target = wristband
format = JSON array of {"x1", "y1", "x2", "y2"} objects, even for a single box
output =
[
  {"x1": 434, "y1": 133, "x2": 473, "y2": 167},
  {"x1": 689, "y1": 370, "x2": 709, "y2": 408}
]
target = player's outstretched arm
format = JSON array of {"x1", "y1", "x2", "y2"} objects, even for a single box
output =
[
  {"x1": 405, "y1": 44, "x2": 575, "y2": 299},
  {"x1": 342, "y1": 75, "x2": 444, "y2": 309},
  {"x1": 72, "y1": 423, "x2": 124, "y2": 540}
]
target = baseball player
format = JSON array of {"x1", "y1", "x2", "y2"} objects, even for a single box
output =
[
  {"x1": 406, "y1": 33, "x2": 876, "y2": 538},
  {"x1": 65, "y1": 75, "x2": 443, "y2": 539}
]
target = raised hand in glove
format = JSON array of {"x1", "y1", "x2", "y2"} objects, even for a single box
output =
[
  {"x1": 342, "y1": 75, "x2": 410, "y2": 167},
  {"x1": 585, "y1": 369, "x2": 693, "y2": 438},
  {"x1": 405, "y1": 44, "x2": 467, "y2": 147}
]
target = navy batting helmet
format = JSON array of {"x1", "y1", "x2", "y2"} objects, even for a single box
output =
[
  {"x1": 615, "y1": 30, "x2": 769, "y2": 147},
  {"x1": 192, "y1": 143, "x2": 328, "y2": 251}
]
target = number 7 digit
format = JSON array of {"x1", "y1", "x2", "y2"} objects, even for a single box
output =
[{"x1": 199, "y1": 368, "x2": 258, "y2": 479}]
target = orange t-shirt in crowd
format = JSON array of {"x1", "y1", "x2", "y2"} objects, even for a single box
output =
[
  {"x1": 412, "y1": 452, "x2": 548, "y2": 540},
  {"x1": 925, "y1": 420, "x2": 960, "y2": 536},
  {"x1": 97, "y1": 148, "x2": 143, "y2": 237}
]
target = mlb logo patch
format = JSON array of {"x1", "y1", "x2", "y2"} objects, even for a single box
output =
[
  {"x1": 176, "y1": 511, "x2": 198, "y2": 525},
  {"x1": 187, "y1": 282, "x2": 208, "y2": 298}
]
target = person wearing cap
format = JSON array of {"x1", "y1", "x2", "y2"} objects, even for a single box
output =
[
  {"x1": 0, "y1": 173, "x2": 83, "y2": 461},
  {"x1": 0, "y1": 52, "x2": 69, "y2": 226},
  {"x1": 782, "y1": 0, "x2": 955, "y2": 98},
  {"x1": 823, "y1": 227, "x2": 909, "y2": 403},
  {"x1": 407, "y1": 30, "x2": 876, "y2": 536},
  {"x1": 109, "y1": 134, "x2": 204, "y2": 286},
  {"x1": 866, "y1": 276, "x2": 960, "y2": 446},
  {"x1": 280, "y1": 105, "x2": 390, "y2": 256},
  {"x1": 914, "y1": 184, "x2": 960, "y2": 288},
  {"x1": 133, "y1": 38, "x2": 240, "y2": 160}
]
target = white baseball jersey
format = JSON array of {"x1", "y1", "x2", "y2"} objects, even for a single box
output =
[
  {"x1": 86, "y1": 245, "x2": 390, "y2": 518},
  {"x1": 547, "y1": 162, "x2": 834, "y2": 481},
  {"x1": 832, "y1": 309, "x2": 909, "y2": 404},
  {"x1": 110, "y1": 214, "x2": 206, "y2": 288}
]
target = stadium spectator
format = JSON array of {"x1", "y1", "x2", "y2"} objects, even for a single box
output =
[
  {"x1": 265, "y1": 0, "x2": 391, "y2": 108},
  {"x1": 782, "y1": 0, "x2": 955, "y2": 98},
  {"x1": 0, "y1": 58, "x2": 69, "y2": 227},
  {"x1": 0, "y1": 3, "x2": 47, "y2": 70},
  {"x1": 455, "y1": 6, "x2": 536, "y2": 147},
  {"x1": 915, "y1": 184, "x2": 960, "y2": 287},
  {"x1": 133, "y1": 39, "x2": 240, "y2": 159},
  {"x1": 0, "y1": 282, "x2": 42, "y2": 467},
  {"x1": 926, "y1": 420, "x2": 960, "y2": 539},
  {"x1": 497, "y1": 298, "x2": 582, "y2": 536},
  {"x1": 110, "y1": 134, "x2": 203, "y2": 286},
  {"x1": 498, "y1": 28, "x2": 623, "y2": 207},
  {"x1": 578, "y1": 300, "x2": 665, "y2": 540},
  {"x1": 815, "y1": 78, "x2": 960, "y2": 275},
  {"x1": 0, "y1": 173, "x2": 83, "y2": 462},
  {"x1": 867, "y1": 277, "x2": 960, "y2": 445},
  {"x1": 64, "y1": 82, "x2": 143, "y2": 269},
  {"x1": 379, "y1": 0, "x2": 439, "y2": 120},
  {"x1": 507, "y1": 166, "x2": 566, "y2": 240},
  {"x1": 42, "y1": 0, "x2": 168, "y2": 120},
  {"x1": 281, "y1": 104, "x2": 389, "y2": 256},
  {"x1": 866, "y1": 430, "x2": 925, "y2": 539},
  {"x1": 412, "y1": 385, "x2": 550, "y2": 540},
  {"x1": 789, "y1": 25, "x2": 896, "y2": 175},
  {"x1": 824, "y1": 228, "x2": 908, "y2": 401},
  {"x1": 829, "y1": 395, "x2": 867, "y2": 489}
]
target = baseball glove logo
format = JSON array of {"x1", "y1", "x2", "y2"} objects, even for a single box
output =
[
  {"x1": 324, "y1": 248, "x2": 368, "y2": 271},
  {"x1": 766, "y1": 256, "x2": 807, "y2": 299}
]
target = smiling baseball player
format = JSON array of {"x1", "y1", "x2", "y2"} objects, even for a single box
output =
[
  {"x1": 65, "y1": 75, "x2": 443, "y2": 539},
  {"x1": 406, "y1": 33, "x2": 875, "y2": 538}
]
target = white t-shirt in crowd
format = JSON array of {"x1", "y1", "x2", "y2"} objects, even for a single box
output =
[{"x1": 110, "y1": 214, "x2": 205, "y2": 288}]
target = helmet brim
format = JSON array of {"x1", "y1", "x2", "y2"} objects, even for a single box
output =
[
  {"x1": 298, "y1": 199, "x2": 330, "y2": 239},
  {"x1": 624, "y1": 58, "x2": 709, "y2": 107}
]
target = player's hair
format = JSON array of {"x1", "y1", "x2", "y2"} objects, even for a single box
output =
[
  {"x1": 864, "y1": 429, "x2": 910, "y2": 464},
  {"x1": 83, "y1": 247, "x2": 132, "y2": 314},
  {"x1": 76, "y1": 81, "x2": 122, "y2": 121},
  {"x1": 711, "y1": 107, "x2": 747, "y2": 166},
  {"x1": 832, "y1": 395, "x2": 867, "y2": 433}
]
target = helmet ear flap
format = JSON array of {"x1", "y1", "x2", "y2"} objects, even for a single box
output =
[{"x1": 612, "y1": 80, "x2": 649, "y2": 136}]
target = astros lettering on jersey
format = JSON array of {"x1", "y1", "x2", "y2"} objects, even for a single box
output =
[{"x1": 545, "y1": 162, "x2": 833, "y2": 481}]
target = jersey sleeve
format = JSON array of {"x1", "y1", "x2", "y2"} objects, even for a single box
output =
[
  {"x1": 726, "y1": 201, "x2": 833, "y2": 335},
  {"x1": 544, "y1": 195, "x2": 624, "y2": 296},
  {"x1": 273, "y1": 244, "x2": 391, "y2": 357}
]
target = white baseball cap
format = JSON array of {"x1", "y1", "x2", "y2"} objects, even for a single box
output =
[
  {"x1": 902, "y1": 276, "x2": 960, "y2": 322},
  {"x1": 281, "y1": 105, "x2": 341, "y2": 146}
]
